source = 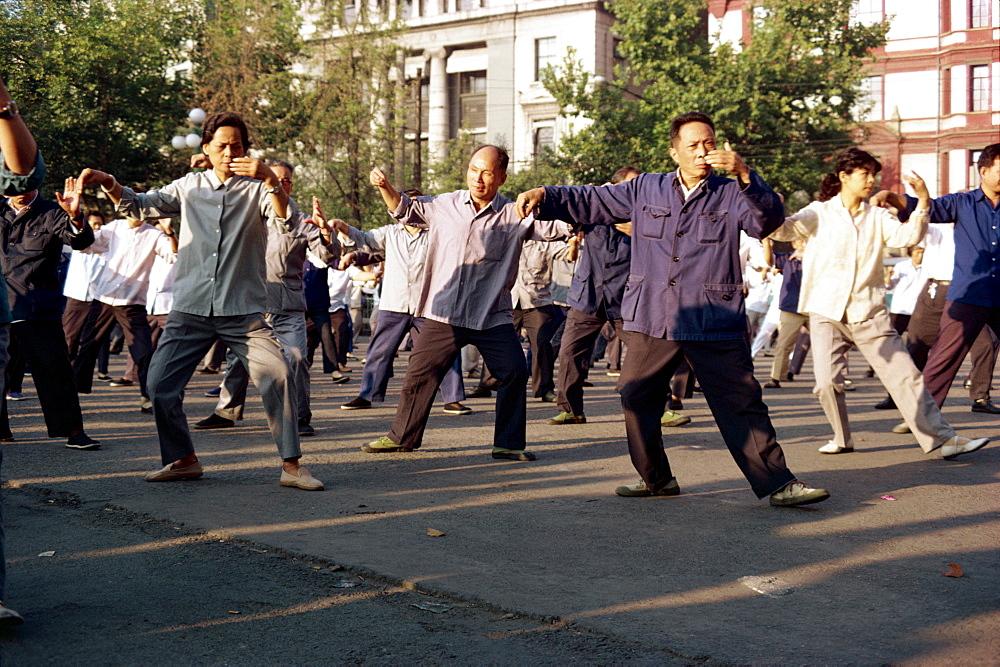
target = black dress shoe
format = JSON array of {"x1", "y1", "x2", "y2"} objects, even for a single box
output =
[
  {"x1": 298, "y1": 423, "x2": 315, "y2": 437},
  {"x1": 465, "y1": 386, "x2": 492, "y2": 399},
  {"x1": 785, "y1": 372, "x2": 795, "y2": 382},
  {"x1": 763, "y1": 379, "x2": 781, "y2": 389},
  {"x1": 972, "y1": 398, "x2": 1000, "y2": 414},
  {"x1": 341, "y1": 397, "x2": 372, "y2": 410},
  {"x1": 194, "y1": 414, "x2": 235, "y2": 430},
  {"x1": 66, "y1": 433, "x2": 101, "y2": 450},
  {"x1": 874, "y1": 396, "x2": 896, "y2": 410}
]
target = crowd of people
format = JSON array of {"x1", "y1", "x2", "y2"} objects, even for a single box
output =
[{"x1": 1, "y1": 73, "x2": 998, "y2": 625}]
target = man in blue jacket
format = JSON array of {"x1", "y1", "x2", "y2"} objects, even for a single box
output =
[{"x1": 516, "y1": 112, "x2": 829, "y2": 507}]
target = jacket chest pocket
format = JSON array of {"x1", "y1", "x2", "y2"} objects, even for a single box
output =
[
  {"x1": 638, "y1": 205, "x2": 670, "y2": 240},
  {"x1": 22, "y1": 230, "x2": 48, "y2": 251},
  {"x1": 696, "y1": 211, "x2": 728, "y2": 244}
]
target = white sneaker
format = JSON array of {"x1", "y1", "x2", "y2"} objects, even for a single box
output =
[
  {"x1": 940, "y1": 436, "x2": 990, "y2": 460},
  {"x1": 818, "y1": 441, "x2": 854, "y2": 454}
]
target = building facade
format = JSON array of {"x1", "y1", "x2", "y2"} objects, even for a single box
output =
[{"x1": 709, "y1": 0, "x2": 1000, "y2": 196}]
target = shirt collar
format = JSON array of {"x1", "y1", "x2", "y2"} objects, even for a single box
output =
[
  {"x1": 674, "y1": 171, "x2": 708, "y2": 201},
  {"x1": 4, "y1": 191, "x2": 38, "y2": 214},
  {"x1": 205, "y1": 170, "x2": 227, "y2": 191},
  {"x1": 462, "y1": 190, "x2": 503, "y2": 213}
]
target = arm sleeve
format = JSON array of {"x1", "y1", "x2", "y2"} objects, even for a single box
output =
[
  {"x1": 769, "y1": 203, "x2": 820, "y2": 242},
  {"x1": 882, "y1": 206, "x2": 928, "y2": 248},
  {"x1": 735, "y1": 170, "x2": 786, "y2": 240},
  {"x1": 117, "y1": 180, "x2": 183, "y2": 220},
  {"x1": 81, "y1": 226, "x2": 111, "y2": 254},
  {"x1": 537, "y1": 181, "x2": 636, "y2": 227},
  {"x1": 0, "y1": 149, "x2": 45, "y2": 197},
  {"x1": 306, "y1": 224, "x2": 341, "y2": 267},
  {"x1": 389, "y1": 194, "x2": 436, "y2": 228}
]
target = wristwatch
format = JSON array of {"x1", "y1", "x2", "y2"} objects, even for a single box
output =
[
  {"x1": 0, "y1": 100, "x2": 18, "y2": 120},
  {"x1": 266, "y1": 184, "x2": 282, "y2": 196}
]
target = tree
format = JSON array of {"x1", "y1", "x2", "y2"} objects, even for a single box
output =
[
  {"x1": 542, "y1": 0, "x2": 889, "y2": 195},
  {"x1": 0, "y1": 0, "x2": 201, "y2": 197}
]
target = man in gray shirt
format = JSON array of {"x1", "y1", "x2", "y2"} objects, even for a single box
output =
[
  {"x1": 195, "y1": 159, "x2": 340, "y2": 437},
  {"x1": 73, "y1": 112, "x2": 324, "y2": 491},
  {"x1": 363, "y1": 145, "x2": 570, "y2": 460}
]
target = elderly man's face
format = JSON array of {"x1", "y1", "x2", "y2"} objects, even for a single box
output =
[
  {"x1": 271, "y1": 165, "x2": 293, "y2": 195},
  {"x1": 4, "y1": 190, "x2": 36, "y2": 211},
  {"x1": 466, "y1": 147, "x2": 507, "y2": 208},
  {"x1": 670, "y1": 122, "x2": 716, "y2": 183}
]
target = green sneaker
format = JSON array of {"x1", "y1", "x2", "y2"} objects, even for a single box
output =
[
  {"x1": 361, "y1": 436, "x2": 409, "y2": 453},
  {"x1": 540, "y1": 390, "x2": 557, "y2": 403},
  {"x1": 491, "y1": 446, "x2": 536, "y2": 461},
  {"x1": 614, "y1": 479, "x2": 680, "y2": 497},
  {"x1": 661, "y1": 409, "x2": 691, "y2": 427},
  {"x1": 547, "y1": 411, "x2": 586, "y2": 425}
]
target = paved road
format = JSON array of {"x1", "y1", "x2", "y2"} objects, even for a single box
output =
[{"x1": 1, "y1": 349, "x2": 997, "y2": 664}]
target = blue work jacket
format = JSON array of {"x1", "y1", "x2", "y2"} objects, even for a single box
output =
[
  {"x1": 539, "y1": 170, "x2": 783, "y2": 340},
  {"x1": 900, "y1": 191, "x2": 1000, "y2": 308},
  {"x1": 567, "y1": 223, "x2": 631, "y2": 319}
]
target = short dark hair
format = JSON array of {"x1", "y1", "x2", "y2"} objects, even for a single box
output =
[
  {"x1": 265, "y1": 158, "x2": 294, "y2": 174},
  {"x1": 201, "y1": 112, "x2": 251, "y2": 148},
  {"x1": 611, "y1": 166, "x2": 641, "y2": 184},
  {"x1": 85, "y1": 210, "x2": 107, "y2": 223},
  {"x1": 669, "y1": 112, "x2": 715, "y2": 146},
  {"x1": 978, "y1": 144, "x2": 1000, "y2": 171},
  {"x1": 470, "y1": 145, "x2": 510, "y2": 173},
  {"x1": 402, "y1": 188, "x2": 424, "y2": 197},
  {"x1": 817, "y1": 147, "x2": 882, "y2": 202}
]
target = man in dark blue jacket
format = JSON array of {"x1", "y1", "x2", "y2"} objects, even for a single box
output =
[
  {"x1": 517, "y1": 112, "x2": 829, "y2": 507},
  {"x1": 0, "y1": 185, "x2": 99, "y2": 450},
  {"x1": 548, "y1": 166, "x2": 637, "y2": 425}
]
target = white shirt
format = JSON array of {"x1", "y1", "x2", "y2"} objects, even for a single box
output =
[
  {"x1": 145, "y1": 255, "x2": 177, "y2": 316},
  {"x1": 327, "y1": 265, "x2": 359, "y2": 312},
  {"x1": 84, "y1": 219, "x2": 176, "y2": 306},
  {"x1": 919, "y1": 223, "x2": 955, "y2": 282},
  {"x1": 887, "y1": 258, "x2": 926, "y2": 315},
  {"x1": 63, "y1": 247, "x2": 107, "y2": 302},
  {"x1": 771, "y1": 197, "x2": 928, "y2": 323}
]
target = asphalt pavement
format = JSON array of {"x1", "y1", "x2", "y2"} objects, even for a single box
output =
[{"x1": 1, "y1": 348, "x2": 997, "y2": 664}]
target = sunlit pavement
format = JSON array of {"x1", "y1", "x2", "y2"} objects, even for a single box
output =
[{"x1": 3, "y1": 347, "x2": 997, "y2": 663}]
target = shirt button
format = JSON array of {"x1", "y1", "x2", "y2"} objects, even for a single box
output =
[
  {"x1": 676, "y1": 232, "x2": 684, "y2": 237},
  {"x1": 212, "y1": 253, "x2": 217, "y2": 257},
  {"x1": 669, "y1": 280, "x2": 677, "y2": 286},
  {"x1": 673, "y1": 257, "x2": 680, "y2": 262}
]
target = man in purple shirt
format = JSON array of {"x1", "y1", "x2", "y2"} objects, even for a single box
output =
[
  {"x1": 874, "y1": 143, "x2": 1000, "y2": 409},
  {"x1": 517, "y1": 112, "x2": 829, "y2": 507},
  {"x1": 362, "y1": 145, "x2": 569, "y2": 461}
]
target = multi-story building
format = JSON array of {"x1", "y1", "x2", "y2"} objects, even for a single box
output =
[
  {"x1": 304, "y1": 0, "x2": 618, "y2": 173},
  {"x1": 709, "y1": 0, "x2": 999, "y2": 196}
]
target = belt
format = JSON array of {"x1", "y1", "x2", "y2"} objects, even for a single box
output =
[{"x1": 928, "y1": 279, "x2": 951, "y2": 285}]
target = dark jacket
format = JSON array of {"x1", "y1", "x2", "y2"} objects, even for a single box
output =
[
  {"x1": 1, "y1": 196, "x2": 94, "y2": 321},
  {"x1": 568, "y1": 223, "x2": 631, "y2": 319},
  {"x1": 540, "y1": 170, "x2": 783, "y2": 340}
]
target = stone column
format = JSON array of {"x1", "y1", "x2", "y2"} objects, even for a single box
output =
[{"x1": 427, "y1": 47, "x2": 449, "y2": 162}]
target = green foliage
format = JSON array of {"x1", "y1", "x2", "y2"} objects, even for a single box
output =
[
  {"x1": 541, "y1": 0, "x2": 889, "y2": 195},
  {"x1": 0, "y1": 0, "x2": 201, "y2": 200}
]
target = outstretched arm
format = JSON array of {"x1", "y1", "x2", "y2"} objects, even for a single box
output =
[
  {"x1": 0, "y1": 75, "x2": 37, "y2": 177},
  {"x1": 370, "y1": 167, "x2": 402, "y2": 212}
]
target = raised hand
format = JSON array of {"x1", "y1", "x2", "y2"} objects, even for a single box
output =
[
  {"x1": 369, "y1": 167, "x2": 390, "y2": 189},
  {"x1": 75, "y1": 168, "x2": 115, "y2": 190},
  {"x1": 515, "y1": 187, "x2": 545, "y2": 220},
  {"x1": 338, "y1": 252, "x2": 357, "y2": 271},
  {"x1": 190, "y1": 153, "x2": 211, "y2": 170},
  {"x1": 900, "y1": 170, "x2": 929, "y2": 202},
  {"x1": 230, "y1": 157, "x2": 276, "y2": 186},
  {"x1": 705, "y1": 140, "x2": 749, "y2": 182},
  {"x1": 55, "y1": 176, "x2": 82, "y2": 221},
  {"x1": 613, "y1": 222, "x2": 632, "y2": 236}
]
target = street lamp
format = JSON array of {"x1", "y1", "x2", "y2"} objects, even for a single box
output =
[{"x1": 170, "y1": 107, "x2": 207, "y2": 153}]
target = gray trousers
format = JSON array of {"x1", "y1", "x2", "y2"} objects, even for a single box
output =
[
  {"x1": 769, "y1": 311, "x2": 809, "y2": 381},
  {"x1": 147, "y1": 312, "x2": 300, "y2": 465},
  {"x1": 810, "y1": 310, "x2": 955, "y2": 453},
  {"x1": 0, "y1": 325, "x2": 9, "y2": 600},
  {"x1": 215, "y1": 312, "x2": 311, "y2": 426}
]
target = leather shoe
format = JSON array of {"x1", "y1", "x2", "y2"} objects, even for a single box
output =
[
  {"x1": 763, "y1": 379, "x2": 781, "y2": 389},
  {"x1": 874, "y1": 396, "x2": 896, "y2": 410},
  {"x1": 298, "y1": 423, "x2": 315, "y2": 437},
  {"x1": 971, "y1": 398, "x2": 1000, "y2": 414},
  {"x1": 465, "y1": 386, "x2": 492, "y2": 399},
  {"x1": 769, "y1": 481, "x2": 830, "y2": 507},
  {"x1": 615, "y1": 478, "x2": 680, "y2": 497},
  {"x1": 341, "y1": 397, "x2": 372, "y2": 410},
  {"x1": 146, "y1": 460, "x2": 204, "y2": 482},
  {"x1": 818, "y1": 440, "x2": 854, "y2": 454},
  {"x1": 940, "y1": 436, "x2": 990, "y2": 460},
  {"x1": 491, "y1": 447, "x2": 535, "y2": 461},
  {"x1": 280, "y1": 466, "x2": 324, "y2": 491},
  {"x1": 194, "y1": 414, "x2": 235, "y2": 430},
  {"x1": 66, "y1": 433, "x2": 101, "y2": 450},
  {"x1": 442, "y1": 402, "x2": 472, "y2": 415}
]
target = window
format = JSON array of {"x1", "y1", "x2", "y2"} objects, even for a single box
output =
[
  {"x1": 851, "y1": 0, "x2": 883, "y2": 25},
  {"x1": 533, "y1": 124, "x2": 555, "y2": 163},
  {"x1": 457, "y1": 0, "x2": 482, "y2": 10},
  {"x1": 971, "y1": 0, "x2": 991, "y2": 28},
  {"x1": 534, "y1": 37, "x2": 557, "y2": 81},
  {"x1": 858, "y1": 75, "x2": 883, "y2": 121},
  {"x1": 458, "y1": 71, "x2": 487, "y2": 129},
  {"x1": 971, "y1": 150, "x2": 983, "y2": 187},
  {"x1": 970, "y1": 65, "x2": 990, "y2": 112}
]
